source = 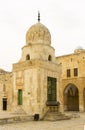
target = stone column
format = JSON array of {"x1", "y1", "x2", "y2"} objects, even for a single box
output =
[{"x1": 79, "y1": 90, "x2": 84, "y2": 112}]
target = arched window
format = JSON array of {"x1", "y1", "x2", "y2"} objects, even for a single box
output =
[
  {"x1": 26, "y1": 54, "x2": 30, "y2": 60},
  {"x1": 48, "y1": 55, "x2": 52, "y2": 61}
]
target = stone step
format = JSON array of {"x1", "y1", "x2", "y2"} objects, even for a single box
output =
[
  {"x1": 46, "y1": 112, "x2": 64, "y2": 116},
  {"x1": 43, "y1": 112, "x2": 71, "y2": 121}
]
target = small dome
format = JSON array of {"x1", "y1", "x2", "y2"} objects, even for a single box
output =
[
  {"x1": 26, "y1": 22, "x2": 51, "y2": 45},
  {"x1": 74, "y1": 46, "x2": 85, "y2": 53}
]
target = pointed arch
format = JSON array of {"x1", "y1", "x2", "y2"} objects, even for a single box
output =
[{"x1": 64, "y1": 83, "x2": 79, "y2": 111}]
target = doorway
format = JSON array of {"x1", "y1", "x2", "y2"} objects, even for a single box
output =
[
  {"x1": 3, "y1": 98, "x2": 7, "y2": 110},
  {"x1": 18, "y1": 89, "x2": 22, "y2": 105},
  {"x1": 64, "y1": 84, "x2": 79, "y2": 111}
]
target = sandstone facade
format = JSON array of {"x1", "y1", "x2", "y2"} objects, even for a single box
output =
[{"x1": 57, "y1": 48, "x2": 85, "y2": 112}]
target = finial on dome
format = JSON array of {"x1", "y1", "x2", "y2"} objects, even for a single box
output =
[{"x1": 38, "y1": 11, "x2": 40, "y2": 22}]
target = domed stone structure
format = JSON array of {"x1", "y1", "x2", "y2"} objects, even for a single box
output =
[
  {"x1": 74, "y1": 46, "x2": 85, "y2": 53},
  {"x1": 11, "y1": 14, "x2": 60, "y2": 119},
  {"x1": 1, "y1": 14, "x2": 85, "y2": 121},
  {"x1": 20, "y1": 20, "x2": 55, "y2": 62},
  {"x1": 20, "y1": 18, "x2": 55, "y2": 62},
  {"x1": 26, "y1": 22, "x2": 51, "y2": 45}
]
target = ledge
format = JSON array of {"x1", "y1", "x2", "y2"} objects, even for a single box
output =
[{"x1": 46, "y1": 101, "x2": 60, "y2": 106}]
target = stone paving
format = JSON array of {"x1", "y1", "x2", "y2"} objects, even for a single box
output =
[{"x1": 0, "y1": 112, "x2": 85, "y2": 130}]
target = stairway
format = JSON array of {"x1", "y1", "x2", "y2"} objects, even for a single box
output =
[{"x1": 43, "y1": 111, "x2": 71, "y2": 121}]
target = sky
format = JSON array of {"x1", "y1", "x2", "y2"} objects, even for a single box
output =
[{"x1": 0, "y1": 0, "x2": 85, "y2": 71}]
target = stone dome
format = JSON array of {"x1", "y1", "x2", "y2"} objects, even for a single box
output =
[
  {"x1": 74, "y1": 46, "x2": 85, "y2": 53},
  {"x1": 26, "y1": 22, "x2": 51, "y2": 45}
]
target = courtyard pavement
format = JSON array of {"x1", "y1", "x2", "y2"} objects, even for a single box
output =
[{"x1": 0, "y1": 112, "x2": 85, "y2": 130}]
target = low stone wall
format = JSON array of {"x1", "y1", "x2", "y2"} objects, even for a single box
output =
[{"x1": 0, "y1": 115, "x2": 34, "y2": 124}]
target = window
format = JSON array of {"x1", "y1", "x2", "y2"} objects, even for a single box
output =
[
  {"x1": 26, "y1": 54, "x2": 30, "y2": 60},
  {"x1": 18, "y1": 89, "x2": 22, "y2": 105},
  {"x1": 67, "y1": 69, "x2": 71, "y2": 77},
  {"x1": 48, "y1": 55, "x2": 52, "y2": 61},
  {"x1": 74, "y1": 68, "x2": 78, "y2": 76},
  {"x1": 47, "y1": 77, "x2": 57, "y2": 101}
]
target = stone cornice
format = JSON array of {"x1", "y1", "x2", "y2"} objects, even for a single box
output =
[
  {"x1": 62, "y1": 77, "x2": 85, "y2": 81},
  {"x1": 22, "y1": 43, "x2": 55, "y2": 51},
  {"x1": 13, "y1": 59, "x2": 61, "y2": 73}
]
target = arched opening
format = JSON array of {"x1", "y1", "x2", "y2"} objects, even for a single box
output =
[
  {"x1": 83, "y1": 88, "x2": 85, "y2": 111},
  {"x1": 48, "y1": 55, "x2": 52, "y2": 61},
  {"x1": 64, "y1": 83, "x2": 79, "y2": 111},
  {"x1": 26, "y1": 54, "x2": 30, "y2": 60}
]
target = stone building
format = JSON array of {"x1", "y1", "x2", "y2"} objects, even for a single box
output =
[
  {"x1": 0, "y1": 14, "x2": 85, "y2": 119},
  {"x1": 57, "y1": 47, "x2": 85, "y2": 112},
  {"x1": 0, "y1": 69, "x2": 12, "y2": 111},
  {"x1": 12, "y1": 16, "x2": 61, "y2": 119}
]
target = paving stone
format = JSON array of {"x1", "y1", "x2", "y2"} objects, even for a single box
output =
[{"x1": 0, "y1": 112, "x2": 84, "y2": 130}]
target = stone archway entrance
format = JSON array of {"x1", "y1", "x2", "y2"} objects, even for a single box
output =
[{"x1": 64, "y1": 84, "x2": 79, "y2": 111}]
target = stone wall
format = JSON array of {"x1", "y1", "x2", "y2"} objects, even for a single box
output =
[
  {"x1": 57, "y1": 51, "x2": 85, "y2": 112},
  {"x1": 0, "y1": 71, "x2": 13, "y2": 111}
]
